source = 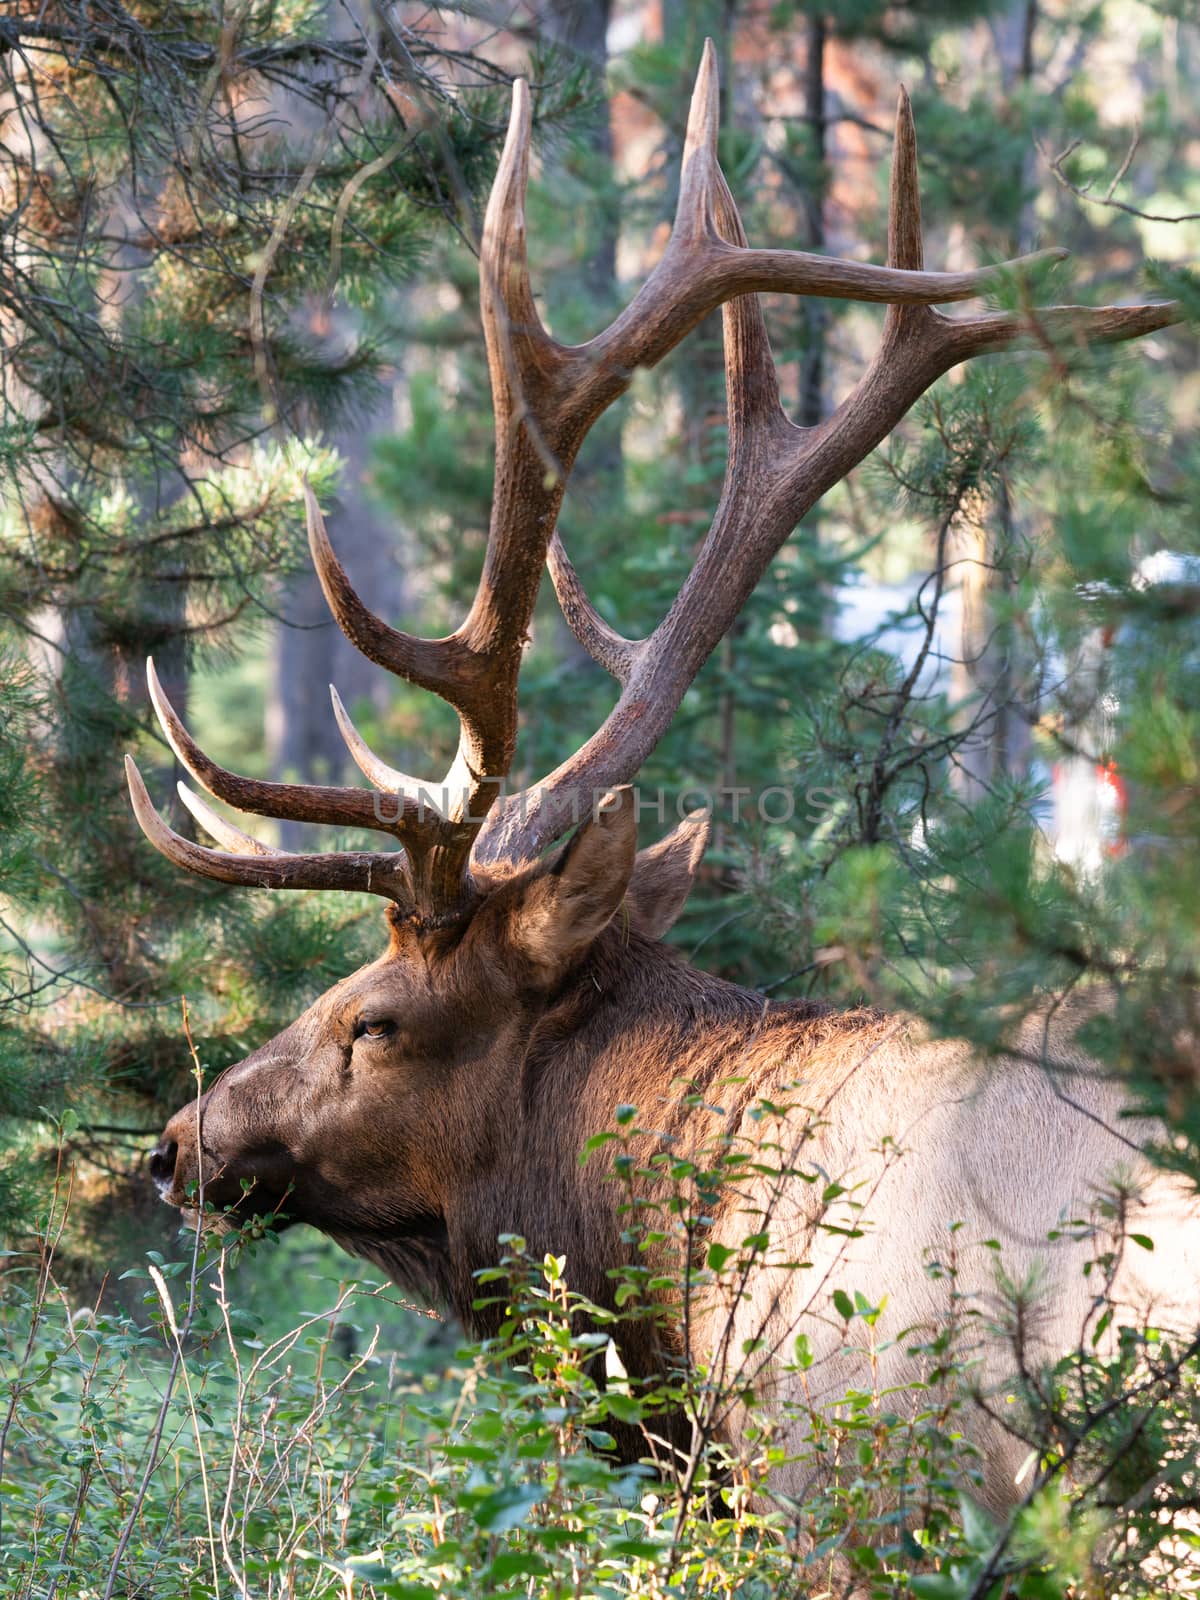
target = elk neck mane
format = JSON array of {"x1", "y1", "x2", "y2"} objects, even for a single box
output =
[
  {"x1": 518, "y1": 922, "x2": 894, "y2": 1122},
  {"x1": 340, "y1": 918, "x2": 897, "y2": 1332}
]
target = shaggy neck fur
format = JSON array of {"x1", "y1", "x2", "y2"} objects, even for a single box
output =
[{"x1": 355, "y1": 926, "x2": 876, "y2": 1355}]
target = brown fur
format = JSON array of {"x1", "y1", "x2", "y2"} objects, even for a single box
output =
[{"x1": 150, "y1": 800, "x2": 1200, "y2": 1512}]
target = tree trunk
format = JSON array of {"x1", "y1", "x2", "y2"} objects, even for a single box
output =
[
  {"x1": 954, "y1": 0, "x2": 1038, "y2": 802},
  {"x1": 799, "y1": 10, "x2": 828, "y2": 430}
]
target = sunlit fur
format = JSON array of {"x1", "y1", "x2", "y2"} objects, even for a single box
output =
[{"x1": 152, "y1": 802, "x2": 1200, "y2": 1513}]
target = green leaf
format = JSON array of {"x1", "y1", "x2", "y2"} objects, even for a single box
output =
[
  {"x1": 532, "y1": 1527, "x2": 586, "y2": 1550},
  {"x1": 580, "y1": 1131, "x2": 618, "y2": 1165},
  {"x1": 911, "y1": 1575, "x2": 969, "y2": 1599},
  {"x1": 833, "y1": 1288, "x2": 854, "y2": 1321},
  {"x1": 486, "y1": 1551, "x2": 550, "y2": 1581},
  {"x1": 470, "y1": 1482, "x2": 541, "y2": 1533},
  {"x1": 344, "y1": 1555, "x2": 394, "y2": 1582},
  {"x1": 959, "y1": 1493, "x2": 999, "y2": 1552},
  {"x1": 605, "y1": 1536, "x2": 663, "y2": 1559},
  {"x1": 603, "y1": 1393, "x2": 645, "y2": 1424},
  {"x1": 854, "y1": 1289, "x2": 885, "y2": 1326},
  {"x1": 1015, "y1": 1571, "x2": 1067, "y2": 1599},
  {"x1": 297, "y1": 1549, "x2": 395, "y2": 1583}
]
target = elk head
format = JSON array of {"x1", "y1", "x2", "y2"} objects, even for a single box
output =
[
  {"x1": 131, "y1": 45, "x2": 1178, "y2": 1267},
  {"x1": 145, "y1": 787, "x2": 708, "y2": 1274}
]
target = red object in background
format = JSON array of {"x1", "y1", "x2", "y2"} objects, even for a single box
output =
[{"x1": 1096, "y1": 759, "x2": 1129, "y2": 856}]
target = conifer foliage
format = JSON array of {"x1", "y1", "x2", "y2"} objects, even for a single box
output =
[{"x1": 0, "y1": 2, "x2": 588, "y2": 1238}]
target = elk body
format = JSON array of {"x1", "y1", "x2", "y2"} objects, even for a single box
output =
[{"x1": 132, "y1": 47, "x2": 1197, "y2": 1515}]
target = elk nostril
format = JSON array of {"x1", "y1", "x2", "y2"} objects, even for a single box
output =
[{"x1": 149, "y1": 1139, "x2": 178, "y2": 1194}]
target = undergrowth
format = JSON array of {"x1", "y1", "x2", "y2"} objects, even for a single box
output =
[{"x1": 1, "y1": 1110, "x2": 1198, "y2": 1600}]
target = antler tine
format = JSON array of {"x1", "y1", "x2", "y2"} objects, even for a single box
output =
[
  {"x1": 542, "y1": 70, "x2": 781, "y2": 702},
  {"x1": 878, "y1": 85, "x2": 1181, "y2": 362},
  {"x1": 305, "y1": 484, "x2": 478, "y2": 708},
  {"x1": 537, "y1": 45, "x2": 803, "y2": 732},
  {"x1": 126, "y1": 759, "x2": 411, "y2": 900},
  {"x1": 301, "y1": 48, "x2": 1135, "y2": 899},
  {"x1": 476, "y1": 67, "x2": 1183, "y2": 867},
  {"x1": 888, "y1": 87, "x2": 924, "y2": 274},
  {"x1": 557, "y1": 45, "x2": 1070, "y2": 437},
  {"x1": 329, "y1": 685, "x2": 424, "y2": 794},
  {"x1": 708, "y1": 150, "x2": 786, "y2": 441},
  {"x1": 881, "y1": 85, "x2": 927, "y2": 357},
  {"x1": 539, "y1": 155, "x2": 780, "y2": 720},
  {"x1": 307, "y1": 483, "x2": 508, "y2": 909},
  {"x1": 176, "y1": 783, "x2": 282, "y2": 856},
  {"x1": 940, "y1": 297, "x2": 1181, "y2": 361},
  {"x1": 131, "y1": 49, "x2": 1183, "y2": 910},
  {"x1": 675, "y1": 34, "x2": 720, "y2": 239},
  {"x1": 461, "y1": 72, "x2": 565, "y2": 679},
  {"x1": 478, "y1": 77, "x2": 548, "y2": 396},
  {"x1": 479, "y1": 98, "x2": 795, "y2": 865},
  {"x1": 132, "y1": 77, "x2": 565, "y2": 914},
  {"x1": 145, "y1": 656, "x2": 415, "y2": 839},
  {"x1": 546, "y1": 534, "x2": 638, "y2": 685},
  {"x1": 303, "y1": 84, "x2": 569, "y2": 909}
]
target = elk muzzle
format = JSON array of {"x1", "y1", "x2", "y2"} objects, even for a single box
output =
[
  {"x1": 149, "y1": 1095, "x2": 297, "y2": 1224},
  {"x1": 149, "y1": 1101, "x2": 213, "y2": 1211},
  {"x1": 149, "y1": 1135, "x2": 179, "y2": 1200}
]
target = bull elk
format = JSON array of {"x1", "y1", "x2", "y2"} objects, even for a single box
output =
[{"x1": 130, "y1": 46, "x2": 1198, "y2": 1516}]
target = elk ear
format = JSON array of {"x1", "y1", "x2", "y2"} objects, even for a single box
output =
[
  {"x1": 625, "y1": 812, "x2": 710, "y2": 939},
  {"x1": 509, "y1": 788, "x2": 638, "y2": 978}
]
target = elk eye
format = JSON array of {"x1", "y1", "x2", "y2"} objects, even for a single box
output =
[{"x1": 355, "y1": 1017, "x2": 395, "y2": 1041}]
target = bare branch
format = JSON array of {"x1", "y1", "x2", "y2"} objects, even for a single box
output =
[{"x1": 1046, "y1": 133, "x2": 1200, "y2": 224}]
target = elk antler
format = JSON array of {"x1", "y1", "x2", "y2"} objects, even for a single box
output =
[{"x1": 127, "y1": 42, "x2": 1181, "y2": 917}]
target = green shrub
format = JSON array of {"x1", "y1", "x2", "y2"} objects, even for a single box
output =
[{"x1": 1, "y1": 1112, "x2": 1197, "y2": 1599}]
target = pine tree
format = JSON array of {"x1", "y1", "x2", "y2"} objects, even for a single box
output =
[{"x1": 0, "y1": 3, "x2": 592, "y2": 1248}]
